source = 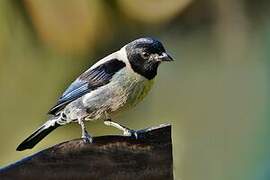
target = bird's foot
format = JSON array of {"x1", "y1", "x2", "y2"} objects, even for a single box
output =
[
  {"x1": 123, "y1": 129, "x2": 138, "y2": 139},
  {"x1": 82, "y1": 130, "x2": 93, "y2": 143},
  {"x1": 103, "y1": 119, "x2": 139, "y2": 139}
]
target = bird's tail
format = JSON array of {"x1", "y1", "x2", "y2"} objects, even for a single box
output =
[{"x1": 16, "y1": 118, "x2": 61, "y2": 151}]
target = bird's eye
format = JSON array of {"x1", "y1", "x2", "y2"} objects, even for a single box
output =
[{"x1": 141, "y1": 52, "x2": 150, "y2": 59}]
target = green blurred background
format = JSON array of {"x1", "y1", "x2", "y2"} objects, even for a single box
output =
[{"x1": 1, "y1": 0, "x2": 270, "y2": 179}]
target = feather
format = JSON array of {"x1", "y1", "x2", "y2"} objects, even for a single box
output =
[{"x1": 48, "y1": 59, "x2": 126, "y2": 115}]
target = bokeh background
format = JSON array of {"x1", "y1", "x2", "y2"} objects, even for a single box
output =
[{"x1": 1, "y1": 0, "x2": 270, "y2": 179}]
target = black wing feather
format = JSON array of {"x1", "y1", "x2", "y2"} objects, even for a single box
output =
[{"x1": 48, "y1": 59, "x2": 126, "y2": 115}]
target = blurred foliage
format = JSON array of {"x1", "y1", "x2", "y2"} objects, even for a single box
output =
[{"x1": 0, "y1": 0, "x2": 270, "y2": 180}]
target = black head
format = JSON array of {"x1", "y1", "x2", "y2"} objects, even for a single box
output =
[{"x1": 125, "y1": 37, "x2": 173, "y2": 80}]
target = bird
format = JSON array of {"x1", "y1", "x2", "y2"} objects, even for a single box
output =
[{"x1": 16, "y1": 37, "x2": 173, "y2": 151}]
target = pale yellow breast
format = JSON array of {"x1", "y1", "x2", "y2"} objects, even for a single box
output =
[
  {"x1": 129, "y1": 79, "x2": 154, "y2": 107},
  {"x1": 109, "y1": 68, "x2": 155, "y2": 117}
]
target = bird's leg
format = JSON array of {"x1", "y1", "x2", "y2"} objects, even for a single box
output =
[
  {"x1": 104, "y1": 119, "x2": 138, "y2": 139},
  {"x1": 78, "y1": 118, "x2": 92, "y2": 143}
]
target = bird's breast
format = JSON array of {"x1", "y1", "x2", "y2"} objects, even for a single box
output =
[
  {"x1": 109, "y1": 68, "x2": 154, "y2": 115},
  {"x1": 81, "y1": 68, "x2": 154, "y2": 119}
]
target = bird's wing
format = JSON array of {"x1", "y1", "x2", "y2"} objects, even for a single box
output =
[{"x1": 48, "y1": 58, "x2": 126, "y2": 115}]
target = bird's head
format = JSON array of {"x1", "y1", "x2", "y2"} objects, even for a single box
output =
[{"x1": 125, "y1": 37, "x2": 173, "y2": 80}]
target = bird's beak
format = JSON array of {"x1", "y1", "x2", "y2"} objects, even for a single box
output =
[{"x1": 158, "y1": 52, "x2": 174, "y2": 62}]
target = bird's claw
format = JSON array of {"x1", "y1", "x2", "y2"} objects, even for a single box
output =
[
  {"x1": 82, "y1": 136, "x2": 93, "y2": 143},
  {"x1": 123, "y1": 129, "x2": 138, "y2": 139},
  {"x1": 82, "y1": 131, "x2": 93, "y2": 143}
]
